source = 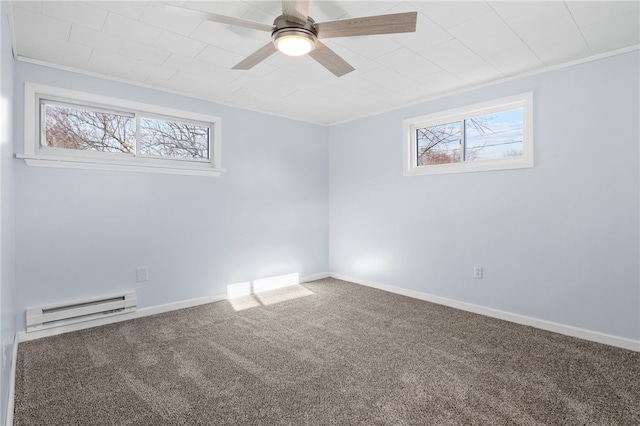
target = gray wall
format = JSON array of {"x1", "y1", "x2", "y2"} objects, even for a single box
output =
[
  {"x1": 13, "y1": 62, "x2": 329, "y2": 330},
  {"x1": 0, "y1": 2, "x2": 16, "y2": 424},
  {"x1": 329, "y1": 51, "x2": 640, "y2": 340}
]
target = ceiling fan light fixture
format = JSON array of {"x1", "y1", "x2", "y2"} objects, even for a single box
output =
[{"x1": 272, "y1": 29, "x2": 316, "y2": 56}]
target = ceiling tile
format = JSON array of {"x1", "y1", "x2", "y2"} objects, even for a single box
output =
[
  {"x1": 62, "y1": 55, "x2": 91, "y2": 70},
  {"x1": 11, "y1": 23, "x2": 40, "y2": 51},
  {"x1": 331, "y1": 74, "x2": 404, "y2": 104},
  {"x1": 133, "y1": 61, "x2": 177, "y2": 83},
  {"x1": 498, "y1": 1, "x2": 592, "y2": 64},
  {"x1": 483, "y1": 44, "x2": 544, "y2": 76},
  {"x1": 89, "y1": 49, "x2": 138, "y2": 74},
  {"x1": 11, "y1": 6, "x2": 71, "y2": 40},
  {"x1": 358, "y1": 67, "x2": 420, "y2": 91},
  {"x1": 243, "y1": 1, "x2": 281, "y2": 18},
  {"x1": 338, "y1": 1, "x2": 401, "y2": 19},
  {"x1": 488, "y1": 1, "x2": 555, "y2": 21},
  {"x1": 119, "y1": 40, "x2": 171, "y2": 65},
  {"x1": 420, "y1": 39, "x2": 487, "y2": 74},
  {"x1": 411, "y1": 1, "x2": 493, "y2": 29},
  {"x1": 448, "y1": 11, "x2": 523, "y2": 57},
  {"x1": 414, "y1": 70, "x2": 470, "y2": 93},
  {"x1": 92, "y1": 1, "x2": 148, "y2": 20},
  {"x1": 565, "y1": 1, "x2": 640, "y2": 28},
  {"x1": 175, "y1": 1, "x2": 252, "y2": 17},
  {"x1": 167, "y1": 70, "x2": 239, "y2": 95},
  {"x1": 15, "y1": 44, "x2": 63, "y2": 65},
  {"x1": 376, "y1": 47, "x2": 441, "y2": 79},
  {"x1": 388, "y1": 14, "x2": 453, "y2": 53},
  {"x1": 272, "y1": 55, "x2": 338, "y2": 81},
  {"x1": 315, "y1": 41, "x2": 379, "y2": 74},
  {"x1": 257, "y1": 63, "x2": 326, "y2": 90},
  {"x1": 232, "y1": 73, "x2": 298, "y2": 98},
  {"x1": 308, "y1": 1, "x2": 349, "y2": 21},
  {"x1": 102, "y1": 12, "x2": 162, "y2": 46},
  {"x1": 10, "y1": 1, "x2": 43, "y2": 14},
  {"x1": 195, "y1": 44, "x2": 244, "y2": 68},
  {"x1": 160, "y1": 53, "x2": 210, "y2": 74},
  {"x1": 532, "y1": 36, "x2": 592, "y2": 66},
  {"x1": 189, "y1": 21, "x2": 238, "y2": 45},
  {"x1": 240, "y1": 2, "x2": 279, "y2": 24},
  {"x1": 496, "y1": 1, "x2": 580, "y2": 42},
  {"x1": 41, "y1": 37, "x2": 93, "y2": 62},
  {"x1": 331, "y1": 34, "x2": 403, "y2": 59},
  {"x1": 68, "y1": 24, "x2": 126, "y2": 53},
  {"x1": 42, "y1": 1, "x2": 108, "y2": 31},
  {"x1": 139, "y1": 2, "x2": 201, "y2": 37},
  {"x1": 580, "y1": 12, "x2": 640, "y2": 54},
  {"x1": 456, "y1": 63, "x2": 503, "y2": 85},
  {"x1": 306, "y1": 83, "x2": 387, "y2": 110},
  {"x1": 154, "y1": 31, "x2": 206, "y2": 58}
]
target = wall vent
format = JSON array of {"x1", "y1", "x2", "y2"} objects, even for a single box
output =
[{"x1": 26, "y1": 292, "x2": 137, "y2": 332}]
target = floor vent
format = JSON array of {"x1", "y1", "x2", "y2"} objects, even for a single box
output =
[{"x1": 26, "y1": 292, "x2": 137, "y2": 332}]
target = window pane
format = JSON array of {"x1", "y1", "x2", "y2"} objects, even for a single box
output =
[
  {"x1": 44, "y1": 103, "x2": 135, "y2": 153},
  {"x1": 416, "y1": 121, "x2": 461, "y2": 165},
  {"x1": 464, "y1": 109, "x2": 523, "y2": 161},
  {"x1": 140, "y1": 118, "x2": 210, "y2": 160}
]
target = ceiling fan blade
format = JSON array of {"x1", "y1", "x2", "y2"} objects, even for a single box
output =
[
  {"x1": 165, "y1": 4, "x2": 274, "y2": 32},
  {"x1": 232, "y1": 43, "x2": 278, "y2": 70},
  {"x1": 316, "y1": 11, "x2": 417, "y2": 39},
  {"x1": 282, "y1": 0, "x2": 309, "y2": 25},
  {"x1": 307, "y1": 41, "x2": 355, "y2": 77}
]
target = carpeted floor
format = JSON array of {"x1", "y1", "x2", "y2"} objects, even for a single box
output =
[{"x1": 14, "y1": 278, "x2": 640, "y2": 425}]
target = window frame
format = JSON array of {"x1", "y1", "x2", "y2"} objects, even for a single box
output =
[
  {"x1": 21, "y1": 82, "x2": 223, "y2": 177},
  {"x1": 402, "y1": 93, "x2": 533, "y2": 176}
]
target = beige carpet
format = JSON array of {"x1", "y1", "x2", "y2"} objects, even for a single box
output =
[{"x1": 14, "y1": 278, "x2": 640, "y2": 425}]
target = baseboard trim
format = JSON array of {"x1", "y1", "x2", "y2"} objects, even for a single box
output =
[
  {"x1": 17, "y1": 272, "x2": 331, "y2": 343},
  {"x1": 5, "y1": 333, "x2": 18, "y2": 426},
  {"x1": 17, "y1": 292, "x2": 226, "y2": 343},
  {"x1": 330, "y1": 273, "x2": 640, "y2": 352},
  {"x1": 301, "y1": 272, "x2": 331, "y2": 282}
]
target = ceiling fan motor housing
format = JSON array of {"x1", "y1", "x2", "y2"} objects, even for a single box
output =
[{"x1": 271, "y1": 15, "x2": 318, "y2": 55}]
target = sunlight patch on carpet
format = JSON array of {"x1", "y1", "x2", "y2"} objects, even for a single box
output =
[{"x1": 227, "y1": 273, "x2": 314, "y2": 311}]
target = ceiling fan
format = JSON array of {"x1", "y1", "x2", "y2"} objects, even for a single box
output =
[{"x1": 166, "y1": 1, "x2": 417, "y2": 77}]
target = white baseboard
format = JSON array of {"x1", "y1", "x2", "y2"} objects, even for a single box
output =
[
  {"x1": 17, "y1": 272, "x2": 331, "y2": 343},
  {"x1": 301, "y1": 272, "x2": 330, "y2": 282},
  {"x1": 17, "y1": 292, "x2": 227, "y2": 343},
  {"x1": 330, "y1": 273, "x2": 640, "y2": 352},
  {"x1": 5, "y1": 333, "x2": 17, "y2": 426}
]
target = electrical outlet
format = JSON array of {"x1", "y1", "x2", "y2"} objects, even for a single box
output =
[
  {"x1": 474, "y1": 266, "x2": 483, "y2": 279},
  {"x1": 136, "y1": 266, "x2": 149, "y2": 282}
]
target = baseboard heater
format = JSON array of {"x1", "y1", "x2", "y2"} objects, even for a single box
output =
[{"x1": 26, "y1": 292, "x2": 137, "y2": 332}]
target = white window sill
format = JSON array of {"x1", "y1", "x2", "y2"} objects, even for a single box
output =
[
  {"x1": 16, "y1": 154, "x2": 224, "y2": 177},
  {"x1": 403, "y1": 157, "x2": 534, "y2": 176}
]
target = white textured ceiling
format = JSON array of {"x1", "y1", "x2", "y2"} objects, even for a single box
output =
[{"x1": 8, "y1": 1, "x2": 640, "y2": 124}]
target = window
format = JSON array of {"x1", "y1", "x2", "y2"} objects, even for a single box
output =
[
  {"x1": 403, "y1": 93, "x2": 533, "y2": 176},
  {"x1": 21, "y1": 83, "x2": 222, "y2": 176}
]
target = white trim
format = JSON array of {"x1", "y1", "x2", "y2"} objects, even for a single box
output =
[
  {"x1": 330, "y1": 273, "x2": 640, "y2": 352},
  {"x1": 16, "y1": 155, "x2": 223, "y2": 177},
  {"x1": 5, "y1": 333, "x2": 17, "y2": 426},
  {"x1": 300, "y1": 272, "x2": 330, "y2": 282},
  {"x1": 16, "y1": 272, "x2": 330, "y2": 343},
  {"x1": 403, "y1": 92, "x2": 533, "y2": 176},
  {"x1": 22, "y1": 82, "x2": 223, "y2": 177},
  {"x1": 17, "y1": 292, "x2": 226, "y2": 343}
]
